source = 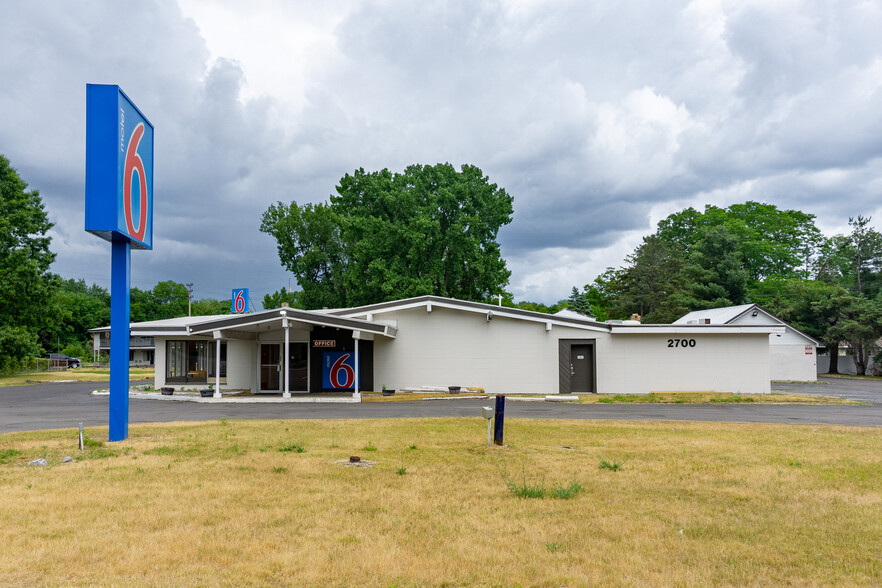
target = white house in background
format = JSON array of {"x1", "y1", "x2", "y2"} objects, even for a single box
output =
[
  {"x1": 101, "y1": 296, "x2": 785, "y2": 397},
  {"x1": 90, "y1": 330, "x2": 156, "y2": 366},
  {"x1": 673, "y1": 304, "x2": 819, "y2": 381}
]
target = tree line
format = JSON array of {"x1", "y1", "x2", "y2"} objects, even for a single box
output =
[
  {"x1": 0, "y1": 155, "x2": 234, "y2": 370},
  {"x1": 563, "y1": 203, "x2": 882, "y2": 375}
]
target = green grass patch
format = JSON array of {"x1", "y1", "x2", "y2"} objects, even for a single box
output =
[
  {"x1": 0, "y1": 448, "x2": 22, "y2": 463},
  {"x1": 599, "y1": 457, "x2": 623, "y2": 471}
]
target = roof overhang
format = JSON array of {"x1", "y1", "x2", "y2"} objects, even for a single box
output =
[
  {"x1": 186, "y1": 308, "x2": 397, "y2": 339},
  {"x1": 609, "y1": 325, "x2": 785, "y2": 335},
  {"x1": 334, "y1": 295, "x2": 610, "y2": 333}
]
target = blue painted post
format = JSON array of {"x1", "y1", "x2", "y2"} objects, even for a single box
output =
[
  {"x1": 109, "y1": 237, "x2": 131, "y2": 441},
  {"x1": 493, "y1": 394, "x2": 505, "y2": 446}
]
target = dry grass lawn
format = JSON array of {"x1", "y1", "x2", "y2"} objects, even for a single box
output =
[{"x1": 1, "y1": 418, "x2": 880, "y2": 586}]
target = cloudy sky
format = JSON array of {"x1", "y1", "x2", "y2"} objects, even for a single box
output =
[{"x1": 2, "y1": 0, "x2": 881, "y2": 306}]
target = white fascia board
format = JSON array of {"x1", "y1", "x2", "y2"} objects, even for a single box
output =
[
  {"x1": 130, "y1": 328, "x2": 190, "y2": 337},
  {"x1": 610, "y1": 325, "x2": 785, "y2": 335},
  {"x1": 343, "y1": 299, "x2": 609, "y2": 333}
]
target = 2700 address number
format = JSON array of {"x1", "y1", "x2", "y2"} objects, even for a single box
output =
[{"x1": 667, "y1": 338, "x2": 696, "y2": 348}]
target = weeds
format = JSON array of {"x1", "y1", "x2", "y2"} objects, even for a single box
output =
[
  {"x1": 0, "y1": 448, "x2": 22, "y2": 463},
  {"x1": 82, "y1": 435, "x2": 104, "y2": 448},
  {"x1": 599, "y1": 457, "x2": 622, "y2": 471},
  {"x1": 507, "y1": 478, "x2": 547, "y2": 499},
  {"x1": 362, "y1": 442, "x2": 377, "y2": 452},
  {"x1": 279, "y1": 444, "x2": 305, "y2": 453},
  {"x1": 500, "y1": 460, "x2": 582, "y2": 499},
  {"x1": 396, "y1": 467, "x2": 407, "y2": 475},
  {"x1": 272, "y1": 466, "x2": 287, "y2": 474},
  {"x1": 85, "y1": 448, "x2": 119, "y2": 460},
  {"x1": 550, "y1": 480, "x2": 583, "y2": 499},
  {"x1": 407, "y1": 444, "x2": 417, "y2": 451}
]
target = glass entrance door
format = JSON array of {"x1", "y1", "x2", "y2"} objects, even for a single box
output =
[{"x1": 260, "y1": 344, "x2": 281, "y2": 391}]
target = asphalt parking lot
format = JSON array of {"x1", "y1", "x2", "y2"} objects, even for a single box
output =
[{"x1": 0, "y1": 377, "x2": 880, "y2": 434}]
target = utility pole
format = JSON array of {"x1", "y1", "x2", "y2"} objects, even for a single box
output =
[{"x1": 186, "y1": 282, "x2": 194, "y2": 316}]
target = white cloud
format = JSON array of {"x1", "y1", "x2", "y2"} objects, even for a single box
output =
[{"x1": 1, "y1": 0, "x2": 881, "y2": 305}]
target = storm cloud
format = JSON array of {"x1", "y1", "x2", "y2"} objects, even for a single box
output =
[{"x1": 2, "y1": 0, "x2": 881, "y2": 303}]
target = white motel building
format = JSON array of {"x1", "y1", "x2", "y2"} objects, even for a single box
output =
[{"x1": 93, "y1": 296, "x2": 817, "y2": 398}]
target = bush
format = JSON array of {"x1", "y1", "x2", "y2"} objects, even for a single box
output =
[
  {"x1": 0, "y1": 326, "x2": 41, "y2": 373},
  {"x1": 61, "y1": 341, "x2": 91, "y2": 362}
]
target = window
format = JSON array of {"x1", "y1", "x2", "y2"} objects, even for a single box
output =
[{"x1": 166, "y1": 340, "x2": 226, "y2": 383}]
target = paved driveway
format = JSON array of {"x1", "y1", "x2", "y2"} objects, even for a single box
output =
[
  {"x1": 773, "y1": 376, "x2": 882, "y2": 404},
  {"x1": 1, "y1": 378, "x2": 881, "y2": 434}
]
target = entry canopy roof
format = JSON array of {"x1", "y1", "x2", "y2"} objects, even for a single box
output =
[{"x1": 185, "y1": 307, "x2": 397, "y2": 339}]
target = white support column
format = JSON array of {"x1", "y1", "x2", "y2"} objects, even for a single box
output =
[
  {"x1": 283, "y1": 318, "x2": 291, "y2": 398},
  {"x1": 352, "y1": 333, "x2": 361, "y2": 401},
  {"x1": 213, "y1": 332, "x2": 222, "y2": 398}
]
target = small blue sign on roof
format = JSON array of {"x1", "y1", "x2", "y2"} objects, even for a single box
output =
[
  {"x1": 231, "y1": 288, "x2": 249, "y2": 313},
  {"x1": 85, "y1": 84, "x2": 154, "y2": 250}
]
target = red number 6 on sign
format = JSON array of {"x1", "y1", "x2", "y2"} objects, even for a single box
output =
[
  {"x1": 123, "y1": 122, "x2": 148, "y2": 242},
  {"x1": 331, "y1": 354, "x2": 354, "y2": 389}
]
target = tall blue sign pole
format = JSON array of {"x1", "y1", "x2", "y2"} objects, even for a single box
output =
[{"x1": 85, "y1": 85, "x2": 154, "y2": 442}]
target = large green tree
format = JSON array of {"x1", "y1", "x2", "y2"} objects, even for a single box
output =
[
  {"x1": 40, "y1": 278, "x2": 110, "y2": 354},
  {"x1": 671, "y1": 226, "x2": 750, "y2": 311},
  {"x1": 656, "y1": 201, "x2": 823, "y2": 283},
  {"x1": 261, "y1": 163, "x2": 513, "y2": 309},
  {"x1": 0, "y1": 155, "x2": 56, "y2": 369},
  {"x1": 608, "y1": 235, "x2": 687, "y2": 322},
  {"x1": 816, "y1": 216, "x2": 882, "y2": 297},
  {"x1": 262, "y1": 288, "x2": 305, "y2": 310},
  {"x1": 130, "y1": 281, "x2": 194, "y2": 322}
]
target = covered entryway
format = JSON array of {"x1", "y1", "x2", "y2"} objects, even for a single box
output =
[
  {"x1": 559, "y1": 339, "x2": 596, "y2": 393},
  {"x1": 185, "y1": 307, "x2": 397, "y2": 398}
]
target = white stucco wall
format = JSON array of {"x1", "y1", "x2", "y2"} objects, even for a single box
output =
[
  {"x1": 770, "y1": 345, "x2": 817, "y2": 381},
  {"x1": 371, "y1": 306, "x2": 607, "y2": 394},
  {"x1": 600, "y1": 333, "x2": 771, "y2": 394},
  {"x1": 154, "y1": 338, "x2": 167, "y2": 387},
  {"x1": 369, "y1": 307, "x2": 773, "y2": 395},
  {"x1": 729, "y1": 313, "x2": 816, "y2": 381},
  {"x1": 225, "y1": 339, "x2": 255, "y2": 390}
]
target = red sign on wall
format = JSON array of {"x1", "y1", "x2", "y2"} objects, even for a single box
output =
[{"x1": 805, "y1": 346, "x2": 813, "y2": 355}]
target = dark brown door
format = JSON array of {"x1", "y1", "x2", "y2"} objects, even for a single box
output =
[
  {"x1": 571, "y1": 344, "x2": 594, "y2": 393},
  {"x1": 288, "y1": 343, "x2": 308, "y2": 391}
]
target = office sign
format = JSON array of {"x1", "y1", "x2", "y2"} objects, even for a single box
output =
[{"x1": 85, "y1": 84, "x2": 154, "y2": 249}]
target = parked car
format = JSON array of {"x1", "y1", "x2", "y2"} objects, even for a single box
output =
[{"x1": 43, "y1": 353, "x2": 82, "y2": 369}]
